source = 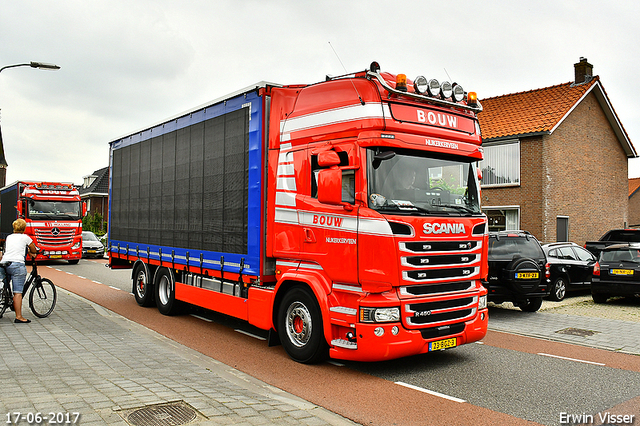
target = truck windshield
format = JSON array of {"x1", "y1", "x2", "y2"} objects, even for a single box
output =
[
  {"x1": 27, "y1": 200, "x2": 81, "y2": 221},
  {"x1": 367, "y1": 149, "x2": 481, "y2": 215}
]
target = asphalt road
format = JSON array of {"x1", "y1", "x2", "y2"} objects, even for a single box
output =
[{"x1": 44, "y1": 258, "x2": 640, "y2": 426}]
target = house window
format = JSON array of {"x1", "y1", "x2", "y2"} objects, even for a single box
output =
[
  {"x1": 479, "y1": 140, "x2": 520, "y2": 186},
  {"x1": 484, "y1": 207, "x2": 520, "y2": 232}
]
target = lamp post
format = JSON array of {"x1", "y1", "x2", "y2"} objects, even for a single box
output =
[
  {"x1": 0, "y1": 61, "x2": 61, "y2": 73},
  {"x1": 0, "y1": 61, "x2": 60, "y2": 186}
]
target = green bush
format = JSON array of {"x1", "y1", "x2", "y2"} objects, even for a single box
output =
[{"x1": 82, "y1": 212, "x2": 106, "y2": 236}]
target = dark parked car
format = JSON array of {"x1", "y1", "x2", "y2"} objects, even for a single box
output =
[
  {"x1": 591, "y1": 243, "x2": 640, "y2": 304},
  {"x1": 542, "y1": 242, "x2": 597, "y2": 301},
  {"x1": 82, "y1": 231, "x2": 105, "y2": 258},
  {"x1": 485, "y1": 231, "x2": 550, "y2": 312}
]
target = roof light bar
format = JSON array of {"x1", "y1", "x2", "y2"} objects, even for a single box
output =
[
  {"x1": 441, "y1": 81, "x2": 453, "y2": 99},
  {"x1": 452, "y1": 83, "x2": 465, "y2": 102}
]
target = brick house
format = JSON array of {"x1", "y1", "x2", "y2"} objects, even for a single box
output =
[
  {"x1": 477, "y1": 58, "x2": 636, "y2": 245},
  {"x1": 629, "y1": 178, "x2": 640, "y2": 227},
  {"x1": 78, "y1": 166, "x2": 109, "y2": 228}
]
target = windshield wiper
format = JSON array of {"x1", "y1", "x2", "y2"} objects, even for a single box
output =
[
  {"x1": 375, "y1": 204, "x2": 434, "y2": 215},
  {"x1": 442, "y1": 205, "x2": 479, "y2": 214}
]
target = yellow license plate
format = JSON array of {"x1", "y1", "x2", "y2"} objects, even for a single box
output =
[
  {"x1": 50, "y1": 255, "x2": 62, "y2": 259},
  {"x1": 429, "y1": 337, "x2": 457, "y2": 351},
  {"x1": 88, "y1": 250, "x2": 96, "y2": 253},
  {"x1": 610, "y1": 269, "x2": 634, "y2": 275},
  {"x1": 516, "y1": 272, "x2": 539, "y2": 279}
]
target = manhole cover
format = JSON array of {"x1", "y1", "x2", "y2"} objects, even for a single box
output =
[
  {"x1": 556, "y1": 327, "x2": 599, "y2": 337},
  {"x1": 119, "y1": 401, "x2": 205, "y2": 426}
]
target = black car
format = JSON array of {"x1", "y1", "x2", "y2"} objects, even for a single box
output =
[
  {"x1": 591, "y1": 243, "x2": 640, "y2": 304},
  {"x1": 485, "y1": 231, "x2": 550, "y2": 312},
  {"x1": 542, "y1": 242, "x2": 597, "y2": 301}
]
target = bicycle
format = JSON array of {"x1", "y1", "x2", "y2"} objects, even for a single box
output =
[{"x1": 0, "y1": 258, "x2": 57, "y2": 319}]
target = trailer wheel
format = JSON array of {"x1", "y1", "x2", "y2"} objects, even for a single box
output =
[
  {"x1": 155, "y1": 268, "x2": 180, "y2": 315},
  {"x1": 277, "y1": 287, "x2": 328, "y2": 364},
  {"x1": 133, "y1": 263, "x2": 154, "y2": 307}
]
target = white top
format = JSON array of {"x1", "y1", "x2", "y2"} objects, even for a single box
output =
[{"x1": 2, "y1": 233, "x2": 33, "y2": 264}]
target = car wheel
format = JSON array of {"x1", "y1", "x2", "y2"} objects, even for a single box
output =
[
  {"x1": 519, "y1": 297, "x2": 543, "y2": 312},
  {"x1": 592, "y1": 293, "x2": 609, "y2": 304},
  {"x1": 549, "y1": 277, "x2": 567, "y2": 301}
]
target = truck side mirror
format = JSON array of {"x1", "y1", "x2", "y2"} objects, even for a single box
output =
[
  {"x1": 17, "y1": 200, "x2": 26, "y2": 217},
  {"x1": 83, "y1": 201, "x2": 87, "y2": 217},
  {"x1": 317, "y1": 151, "x2": 341, "y2": 167},
  {"x1": 317, "y1": 168, "x2": 342, "y2": 205}
]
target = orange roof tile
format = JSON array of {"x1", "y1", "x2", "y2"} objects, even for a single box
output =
[
  {"x1": 629, "y1": 178, "x2": 640, "y2": 197},
  {"x1": 478, "y1": 77, "x2": 599, "y2": 140}
]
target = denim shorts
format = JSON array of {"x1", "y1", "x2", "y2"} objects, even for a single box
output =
[{"x1": 0, "y1": 262, "x2": 27, "y2": 294}]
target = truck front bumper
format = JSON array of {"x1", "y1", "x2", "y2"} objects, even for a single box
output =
[{"x1": 328, "y1": 308, "x2": 488, "y2": 362}]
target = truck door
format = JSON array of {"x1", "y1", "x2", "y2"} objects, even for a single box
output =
[{"x1": 296, "y1": 144, "x2": 359, "y2": 286}]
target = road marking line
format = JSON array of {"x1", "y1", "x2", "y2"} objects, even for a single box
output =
[
  {"x1": 537, "y1": 353, "x2": 605, "y2": 366},
  {"x1": 92, "y1": 280, "x2": 102, "y2": 285},
  {"x1": 234, "y1": 329, "x2": 266, "y2": 341},
  {"x1": 327, "y1": 360, "x2": 345, "y2": 367},
  {"x1": 395, "y1": 381, "x2": 466, "y2": 403},
  {"x1": 108, "y1": 286, "x2": 121, "y2": 291},
  {"x1": 191, "y1": 315, "x2": 212, "y2": 322},
  {"x1": 78, "y1": 276, "x2": 86, "y2": 279}
]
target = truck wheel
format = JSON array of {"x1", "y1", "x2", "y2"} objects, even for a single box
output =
[
  {"x1": 549, "y1": 277, "x2": 567, "y2": 301},
  {"x1": 592, "y1": 293, "x2": 609, "y2": 304},
  {"x1": 519, "y1": 297, "x2": 543, "y2": 312},
  {"x1": 155, "y1": 268, "x2": 180, "y2": 315},
  {"x1": 278, "y1": 287, "x2": 328, "y2": 364},
  {"x1": 133, "y1": 263, "x2": 154, "y2": 307}
]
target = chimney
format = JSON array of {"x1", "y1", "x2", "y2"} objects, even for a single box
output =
[{"x1": 574, "y1": 57, "x2": 593, "y2": 85}]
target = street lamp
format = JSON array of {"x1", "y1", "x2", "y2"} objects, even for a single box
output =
[
  {"x1": 0, "y1": 60, "x2": 60, "y2": 186},
  {"x1": 0, "y1": 61, "x2": 61, "y2": 73}
]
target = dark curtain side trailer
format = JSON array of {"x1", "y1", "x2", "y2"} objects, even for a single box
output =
[{"x1": 108, "y1": 84, "x2": 275, "y2": 329}]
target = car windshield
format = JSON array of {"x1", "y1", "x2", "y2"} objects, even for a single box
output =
[
  {"x1": 367, "y1": 149, "x2": 481, "y2": 215},
  {"x1": 489, "y1": 237, "x2": 544, "y2": 260},
  {"x1": 28, "y1": 199, "x2": 81, "y2": 221},
  {"x1": 82, "y1": 232, "x2": 99, "y2": 242},
  {"x1": 600, "y1": 248, "x2": 640, "y2": 263}
]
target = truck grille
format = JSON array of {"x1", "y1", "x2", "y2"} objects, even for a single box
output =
[
  {"x1": 405, "y1": 296, "x2": 477, "y2": 326},
  {"x1": 400, "y1": 239, "x2": 483, "y2": 283},
  {"x1": 34, "y1": 228, "x2": 75, "y2": 246}
]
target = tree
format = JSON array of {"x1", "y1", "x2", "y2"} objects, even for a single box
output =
[{"x1": 82, "y1": 212, "x2": 106, "y2": 236}]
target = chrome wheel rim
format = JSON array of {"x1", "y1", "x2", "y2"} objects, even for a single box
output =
[
  {"x1": 286, "y1": 301, "x2": 312, "y2": 348},
  {"x1": 555, "y1": 279, "x2": 566, "y2": 300},
  {"x1": 135, "y1": 270, "x2": 147, "y2": 298},
  {"x1": 158, "y1": 275, "x2": 171, "y2": 306}
]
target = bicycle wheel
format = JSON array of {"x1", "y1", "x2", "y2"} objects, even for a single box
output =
[
  {"x1": 29, "y1": 278, "x2": 57, "y2": 318},
  {"x1": 0, "y1": 286, "x2": 10, "y2": 318}
]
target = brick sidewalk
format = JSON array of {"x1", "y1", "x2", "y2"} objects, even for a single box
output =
[{"x1": 0, "y1": 289, "x2": 356, "y2": 426}]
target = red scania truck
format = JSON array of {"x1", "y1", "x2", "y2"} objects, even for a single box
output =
[
  {"x1": 108, "y1": 62, "x2": 489, "y2": 363},
  {"x1": 0, "y1": 181, "x2": 84, "y2": 264}
]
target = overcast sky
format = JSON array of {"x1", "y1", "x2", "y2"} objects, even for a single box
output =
[{"x1": 1, "y1": 0, "x2": 640, "y2": 186}]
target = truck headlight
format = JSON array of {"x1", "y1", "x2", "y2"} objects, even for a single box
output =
[
  {"x1": 360, "y1": 307, "x2": 400, "y2": 323},
  {"x1": 478, "y1": 295, "x2": 487, "y2": 310},
  {"x1": 72, "y1": 242, "x2": 81, "y2": 249}
]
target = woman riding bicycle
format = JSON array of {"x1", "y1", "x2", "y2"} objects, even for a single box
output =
[{"x1": 0, "y1": 219, "x2": 38, "y2": 323}]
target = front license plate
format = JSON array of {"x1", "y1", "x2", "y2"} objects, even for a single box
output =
[
  {"x1": 429, "y1": 337, "x2": 457, "y2": 351},
  {"x1": 516, "y1": 272, "x2": 539, "y2": 279},
  {"x1": 88, "y1": 250, "x2": 96, "y2": 253},
  {"x1": 610, "y1": 269, "x2": 634, "y2": 275},
  {"x1": 50, "y1": 255, "x2": 62, "y2": 259}
]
